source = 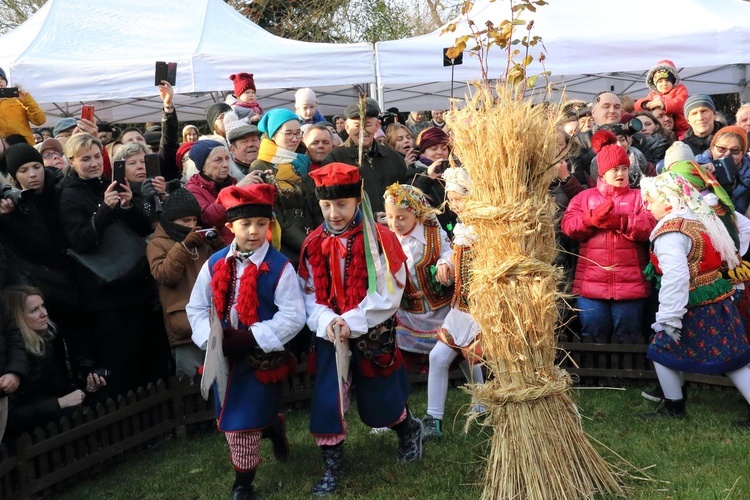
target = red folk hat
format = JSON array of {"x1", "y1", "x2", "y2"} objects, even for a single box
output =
[
  {"x1": 229, "y1": 72, "x2": 256, "y2": 97},
  {"x1": 217, "y1": 183, "x2": 276, "y2": 222},
  {"x1": 309, "y1": 162, "x2": 362, "y2": 200}
]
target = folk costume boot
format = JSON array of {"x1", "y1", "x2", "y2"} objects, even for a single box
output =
[
  {"x1": 231, "y1": 469, "x2": 257, "y2": 500},
  {"x1": 312, "y1": 443, "x2": 344, "y2": 496},
  {"x1": 262, "y1": 412, "x2": 290, "y2": 461},
  {"x1": 639, "y1": 398, "x2": 686, "y2": 420},
  {"x1": 393, "y1": 410, "x2": 424, "y2": 462},
  {"x1": 641, "y1": 384, "x2": 688, "y2": 404},
  {"x1": 422, "y1": 414, "x2": 443, "y2": 439}
]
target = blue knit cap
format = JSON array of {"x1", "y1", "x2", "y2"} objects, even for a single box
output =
[
  {"x1": 684, "y1": 94, "x2": 715, "y2": 117},
  {"x1": 258, "y1": 108, "x2": 299, "y2": 139},
  {"x1": 189, "y1": 139, "x2": 225, "y2": 172}
]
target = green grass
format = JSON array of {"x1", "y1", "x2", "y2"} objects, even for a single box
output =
[{"x1": 57, "y1": 385, "x2": 750, "y2": 499}]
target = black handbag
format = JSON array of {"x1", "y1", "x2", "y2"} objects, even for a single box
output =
[{"x1": 66, "y1": 221, "x2": 148, "y2": 287}]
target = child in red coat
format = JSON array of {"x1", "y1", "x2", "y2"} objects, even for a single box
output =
[{"x1": 635, "y1": 60, "x2": 689, "y2": 139}]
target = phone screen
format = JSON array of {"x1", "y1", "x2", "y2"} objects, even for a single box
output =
[
  {"x1": 112, "y1": 160, "x2": 127, "y2": 192},
  {"x1": 144, "y1": 153, "x2": 160, "y2": 178}
]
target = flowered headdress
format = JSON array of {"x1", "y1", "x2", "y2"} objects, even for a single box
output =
[
  {"x1": 383, "y1": 183, "x2": 439, "y2": 225},
  {"x1": 640, "y1": 171, "x2": 739, "y2": 268}
]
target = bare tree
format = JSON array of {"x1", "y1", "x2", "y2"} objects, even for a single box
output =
[{"x1": 0, "y1": 0, "x2": 45, "y2": 34}]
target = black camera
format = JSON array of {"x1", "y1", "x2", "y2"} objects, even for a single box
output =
[
  {"x1": 197, "y1": 228, "x2": 219, "y2": 242},
  {"x1": 433, "y1": 159, "x2": 450, "y2": 176},
  {"x1": 261, "y1": 171, "x2": 275, "y2": 184},
  {"x1": 0, "y1": 185, "x2": 33, "y2": 213},
  {"x1": 92, "y1": 368, "x2": 111, "y2": 379}
]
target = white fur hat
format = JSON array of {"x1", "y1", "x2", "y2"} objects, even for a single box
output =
[
  {"x1": 443, "y1": 167, "x2": 472, "y2": 196},
  {"x1": 664, "y1": 141, "x2": 695, "y2": 168}
]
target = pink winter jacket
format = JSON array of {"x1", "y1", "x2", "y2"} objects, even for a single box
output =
[{"x1": 561, "y1": 179, "x2": 656, "y2": 300}]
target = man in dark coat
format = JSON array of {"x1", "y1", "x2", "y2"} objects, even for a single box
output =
[{"x1": 323, "y1": 98, "x2": 407, "y2": 213}]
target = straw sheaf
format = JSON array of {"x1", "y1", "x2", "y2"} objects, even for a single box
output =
[{"x1": 446, "y1": 83, "x2": 626, "y2": 499}]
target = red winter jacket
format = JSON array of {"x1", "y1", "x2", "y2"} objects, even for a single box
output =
[
  {"x1": 561, "y1": 179, "x2": 656, "y2": 300},
  {"x1": 184, "y1": 173, "x2": 237, "y2": 244},
  {"x1": 634, "y1": 83, "x2": 690, "y2": 139}
]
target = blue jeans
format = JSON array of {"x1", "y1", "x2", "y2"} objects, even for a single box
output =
[{"x1": 577, "y1": 297, "x2": 645, "y2": 343}]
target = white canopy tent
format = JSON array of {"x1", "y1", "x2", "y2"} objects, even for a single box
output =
[
  {"x1": 375, "y1": 0, "x2": 750, "y2": 111},
  {"x1": 0, "y1": 0, "x2": 375, "y2": 125}
]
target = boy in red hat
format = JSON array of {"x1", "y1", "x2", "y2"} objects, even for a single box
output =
[
  {"x1": 229, "y1": 72, "x2": 263, "y2": 124},
  {"x1": 187, "y1": 183, "x2": 305, "y2": 500},
  {"x1": 299, "y1": 162, "x2": 422, "y2": 496}
]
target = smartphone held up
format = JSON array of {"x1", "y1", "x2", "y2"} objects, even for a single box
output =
[{"x1": 155, "y1": 61, "x2": 177, "y2": 86}]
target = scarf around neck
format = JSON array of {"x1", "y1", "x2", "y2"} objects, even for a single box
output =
[{"x1": 258, "y1": 138, "x2": 310, "y2": 180}]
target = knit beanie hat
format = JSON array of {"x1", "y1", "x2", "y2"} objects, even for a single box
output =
[
  {"x1": 663, "y1": 141, "x2": 695, "y2": 168},
  {"x1": 162, "y1": 184, "x2": 201, "y2": 222},
  {"x1": 5, "y1": 143, "x2": 43, "y2": 179},
  {"x1": 189, "y1": 139, "x2": 224, "y2": 172},
  {"x1": 258, "y1": 108, "x2": 299, "y2": 139},
  {"x1": 175, "y1": 141, "x2": 194, "y2": 170},
  {"x1": 229, "y1": 72, "x2": 256, "y2": 97},
  {"x1": 53, "y1": 117, "x2": 78, "y2": 138},
  {"x1": 205, "y1": 102, "x2": 232, "y2": 131},
  {"x1": 684, "y1": 94, "x2": 715, "y2": 117},
  {"x1": 710, "y1": 126, "x2": 748, "y2": 154},
  {"x1": 416, "y1": 126, "x2": 449, "y2": 153},
  {"x1": 295, "y1": 88, "x2": 318, "y2": 108},
  {"x1": 592, "y1": 130, "x2": 630, "y2": 177},
  {"x1": 646, "y1": 59, "x2": 680, "y2": 91}
]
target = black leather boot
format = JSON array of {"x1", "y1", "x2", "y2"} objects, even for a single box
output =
[
  {"x1": 262, "y1": 412, "x2": 290, "y2": 461},
  {"x1": 312, "y1": 443, "x2": 344, "y2": 496},
  {"x1": 640, "y1": 398, "x2": 686, "y2": 420},
  {"x1": 230, "y1": 469, "x2": 256, "y2": 500}
]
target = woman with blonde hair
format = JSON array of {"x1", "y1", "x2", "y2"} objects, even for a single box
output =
[{"x1": 2, "y1": 286, "x2": 106, "y2": 437}]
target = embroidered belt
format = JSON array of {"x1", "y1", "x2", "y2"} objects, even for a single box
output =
[{"x1": 245, "y1": 347, "x2": 291, "y2": 371}]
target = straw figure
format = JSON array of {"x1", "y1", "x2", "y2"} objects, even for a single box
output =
[{"x1": 444, "y1": 83, "x2": 625, "y2": 499}]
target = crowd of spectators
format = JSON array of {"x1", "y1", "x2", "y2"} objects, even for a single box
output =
[{"x1": 1, "y1": 58, "x2": 750, "y2": 443}]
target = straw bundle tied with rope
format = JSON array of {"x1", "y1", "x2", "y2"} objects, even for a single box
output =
[{"x1": 446, "y1": 83, "x2": 626, "y2": 499}]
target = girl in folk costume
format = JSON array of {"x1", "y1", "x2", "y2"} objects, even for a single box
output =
[
  {"x1": 186, "y1": 183, "x2": 305, "y2": 500},
  {"x1": 422, "y1": 167, "x2": 486, "y2": 439},
  {"x1": 640, "y1": 172, "x2": 750, "y2": 422},
  {"x1": 383, "y1": 183, "x2": 454, "y2": 362},
  {"x1": 298, "y1": 163, "x2": 423, "y2": 496}
]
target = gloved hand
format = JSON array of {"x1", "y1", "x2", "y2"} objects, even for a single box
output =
[
  {"x1": 206, "y1": 227, "x2": 227, "y2": 250},
  {"x1": 583, "y1": 199, "x2": 613, "y2": 228},
  {"x1": 141, "y1": 178, "x2": 158, "y2": 201},
  {"x1": 662, "y1": 325, "x2": 681, "y2": 343},
  {"x1": 222, "y1": 328, "x2": 258, "y2": 359},
  {"x1": 182, "y1": 230, "x2": 203, "y2": 250}
]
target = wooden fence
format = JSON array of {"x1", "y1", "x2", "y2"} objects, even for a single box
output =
[{"x1": 0, "y1": 341, "x2": 735, "y2": 499}]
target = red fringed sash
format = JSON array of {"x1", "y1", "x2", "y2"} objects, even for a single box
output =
[
  {"x1": 211, "y1": 256, "x2": 270, "y2": 325},
  {"x1": 255, "y1": 355, "x2": 297, "y2": 384}
]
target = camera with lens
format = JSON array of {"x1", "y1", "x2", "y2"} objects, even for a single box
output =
[
  {"x1": 0, "y1": 185, "x2": 33, "y2": 213},
  {"x1": 261, "y1": 171, "x2": 275, "y2": 185},
  {"x1": 197, "y1": 228, "x2": 219, "y2": 242}
]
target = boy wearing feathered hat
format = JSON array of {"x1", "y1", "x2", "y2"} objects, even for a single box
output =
[
  {"x1": 187, "y1": 183, "x2": 305, "y2": 499},
  {"x1": 298, "y1": 162, "x2": 423, "y2": 496},
  {"x1": 635, "y1": 59, "x2": 690, "y2": 138}
]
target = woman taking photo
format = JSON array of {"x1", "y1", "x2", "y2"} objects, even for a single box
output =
[
  {"x1": 412, "y1": 126, "x2": 458, "y2": 238},
  {"x1": 251, "y1": 108, "x2": 315, "y2": 267},
  {"x1": 3, "y1": 286, "x2": 106, "y2": 438},
  {"x1": 113, "y1": 142, "x2": 167, "y2": 228},
  {"x1": 386, "y1": 123, "x2": 418, "y2": 168},
  {"x1": 60, "y1": 134, "x2": 166, "y2": 395},
  {"x1": 184, "y1": 139, "x2": 237, "y2": 245},
  {"x1": 695, "y1": 126, "x2": 750, "y2": 214}
]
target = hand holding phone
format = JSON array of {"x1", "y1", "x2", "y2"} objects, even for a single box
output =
[{"x1": 144, "y1": 153, "x2": 160, "y2": 178}]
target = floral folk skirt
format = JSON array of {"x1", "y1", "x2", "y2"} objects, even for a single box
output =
[{"x1": 647, "y1": 297, "x2": 750, "y2": 375}]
